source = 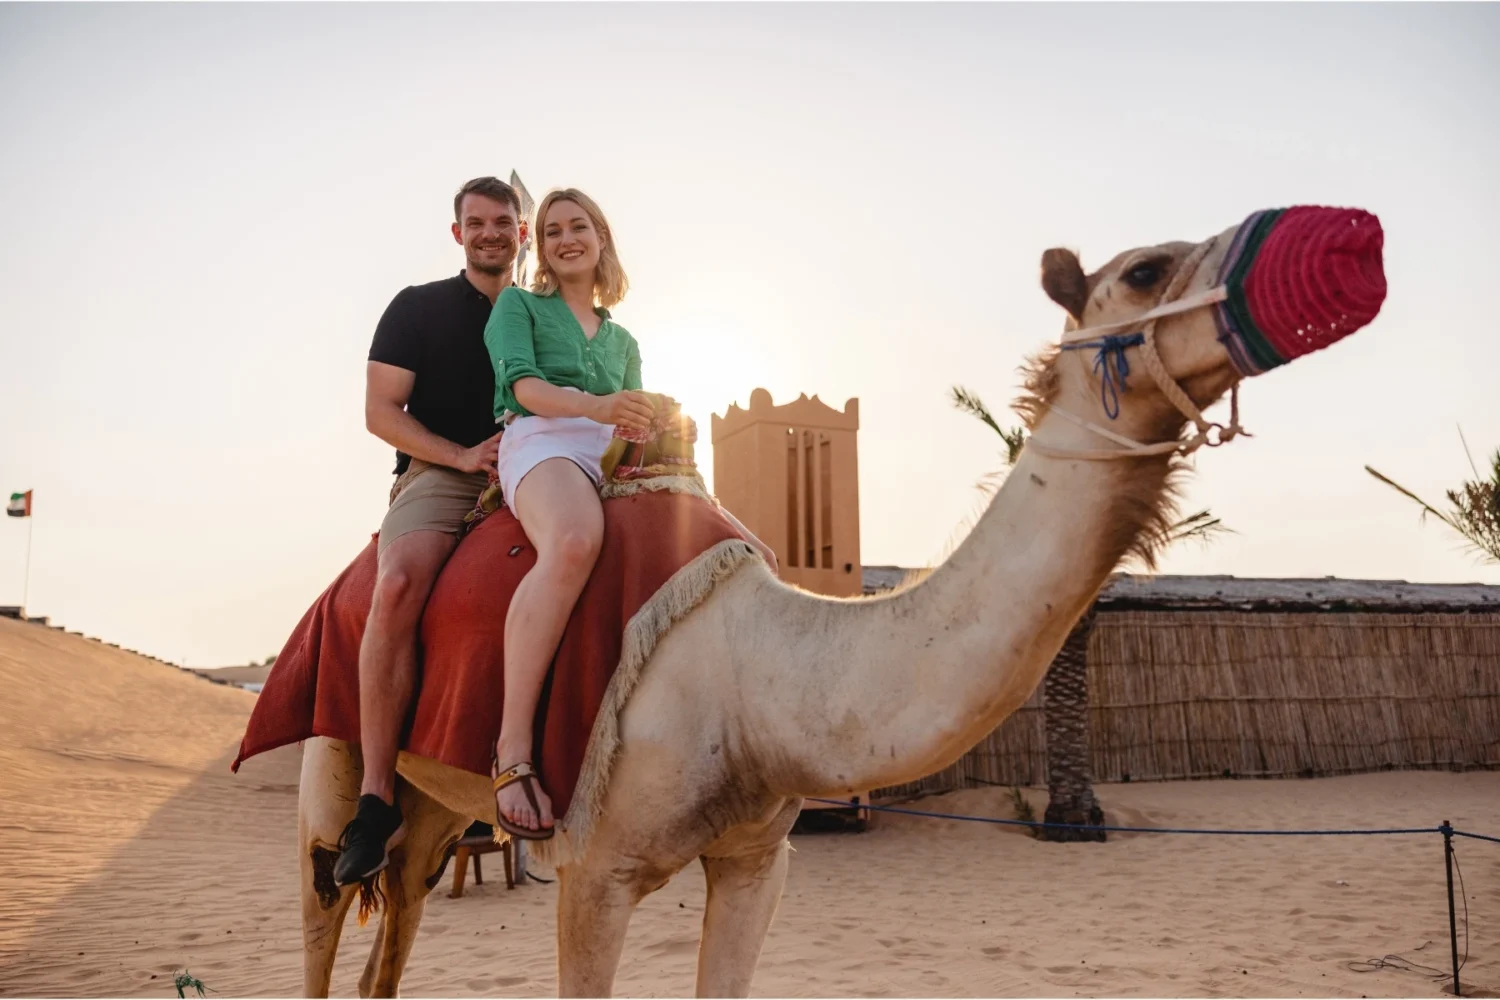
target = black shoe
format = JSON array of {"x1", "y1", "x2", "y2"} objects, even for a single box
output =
[{"x1": 333, "y1": 794, "x2": 406, "y2": 885}]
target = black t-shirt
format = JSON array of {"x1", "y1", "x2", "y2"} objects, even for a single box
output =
[{"x1": 368, "y1": 272, "x2": 499, "y2": 475}]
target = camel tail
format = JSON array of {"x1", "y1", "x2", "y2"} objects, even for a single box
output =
[{"x1": 356, "y1": 874, "x2": 384, "y2": 926}]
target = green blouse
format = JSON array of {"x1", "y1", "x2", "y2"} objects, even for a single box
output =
[{"x1": 484, "y1": 286, "x2": 643, "y2": 419}]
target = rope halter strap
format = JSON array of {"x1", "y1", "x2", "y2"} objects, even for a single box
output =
[
  {"x1": 1063, "y1": 332, "x2": 1143, "y2": 420},
  {"x1": 1026, "y1": 240, "x2": 1250, "y2": 462}
]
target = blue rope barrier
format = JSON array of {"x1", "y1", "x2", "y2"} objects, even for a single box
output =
[
  {"x1": 805, "y1": 797, "x2": 1496, "y2": 995},
  {"x1": 807, "y1": 797, "x2": 1486, "y2": 839},
  {"x1": 1452, "y1": 829, "x2": 1500, "y2": 846}
]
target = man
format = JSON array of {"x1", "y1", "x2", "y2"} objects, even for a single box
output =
[{"x1": 333, "y1": 177, "x2": 525, "y2": 885}]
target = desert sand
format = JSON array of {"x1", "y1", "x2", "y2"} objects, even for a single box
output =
[{"x1": 1, "y1": 614, "x2": 1497, "y2": 998}]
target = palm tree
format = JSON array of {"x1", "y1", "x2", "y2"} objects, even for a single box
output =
[
  {"x1": 951, "y1": 385, "x2": 1228, "y2": 841},
  {"x1": 1366, "y1": 430, "x2": 1500, "y2": 565}
]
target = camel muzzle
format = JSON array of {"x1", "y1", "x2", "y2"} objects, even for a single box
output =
[{"x1": 1214, "y1": 205, "x2": 1387, "y2": 377}]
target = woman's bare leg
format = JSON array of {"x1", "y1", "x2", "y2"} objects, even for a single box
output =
[{"x1": 495, "y1": 457, "x2": 605, "y2": 833}]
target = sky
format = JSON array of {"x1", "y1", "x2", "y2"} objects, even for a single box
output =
[{"x1": 1, "y1": 3, "x2": 1498, "y2": 667}]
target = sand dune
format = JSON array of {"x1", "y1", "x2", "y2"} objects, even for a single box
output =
[{"x1": 1, "y1": 615, "x2": 1497, "y2": 997}]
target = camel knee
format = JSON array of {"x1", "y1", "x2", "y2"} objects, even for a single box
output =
[{"x1": 706, "y1": 841, "x2": 787, "y2": 884}]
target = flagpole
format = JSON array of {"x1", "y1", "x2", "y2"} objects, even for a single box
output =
[{"x1": 22, "y1": 516, "x2": 32, "y2": 614}]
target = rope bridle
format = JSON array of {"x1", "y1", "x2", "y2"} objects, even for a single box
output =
[{"x1": 1026, "y1": 239, "x2": 1249, "y2": 462}]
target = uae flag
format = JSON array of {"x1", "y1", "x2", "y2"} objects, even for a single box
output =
[{"x1": 7, "y1": 491, "x2": 32, "y2": 518}]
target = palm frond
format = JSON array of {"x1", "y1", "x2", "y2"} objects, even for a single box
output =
[
  {"x1": 950, "y1": 385, "x2": 1002, "y2": 437},
  {"x1": 950, "y1": 385, "x2": 1027, "y2": 466},
  {"x1": 1366, "y1": 465, "x2": 1463, "y2": 531},
  {"x1": 1165, "y1": 509, "x2": 1234, "y2": 547},
  {"x1": 998, "y1": 426, "x2": 1028, "y2": 467},
  {"x1": 1442, "y1": 447, "x2": 1500, "y2": 562},
  {"x1": 1367, "y1": 459, "x2": 1500, "y2": 564},
  {"x1": 1458, "y1": 424, "x2": 1481, "y2": 479}
]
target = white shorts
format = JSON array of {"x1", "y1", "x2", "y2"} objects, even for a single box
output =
[{"x1": 496, "y1": 413, "x2": 615, "y2": 520}]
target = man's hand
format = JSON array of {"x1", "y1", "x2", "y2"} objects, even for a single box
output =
[{"x1": 452, "y1": 431, "x2": 504, "y2": 476}]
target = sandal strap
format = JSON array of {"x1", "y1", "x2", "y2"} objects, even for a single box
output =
[
  {"x1": 492, "y1": 760, "x2": 538, "y2": 792},
  {"x1": 492, "y1": 760, "x2": 549, "y2": 831},
  {"x1": 515, "y1": 773, "x2": 543, "y2": 816}
]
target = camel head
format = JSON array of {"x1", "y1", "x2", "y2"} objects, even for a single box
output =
[{"x1": 1027, "y1": 206, "x2": 1388, "y2": 453}]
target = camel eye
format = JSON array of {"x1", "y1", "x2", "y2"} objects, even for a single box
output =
[{"x1": 1124, "y1": 262, "x2": 1162, "y2": 290}]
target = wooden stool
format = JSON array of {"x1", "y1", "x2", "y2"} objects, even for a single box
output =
[{"x1": 449, "y1": 834, "x2": 514, "y2": 898}]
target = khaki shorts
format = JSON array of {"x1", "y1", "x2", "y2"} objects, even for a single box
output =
[{"x1": 378, "y1": 459, "x2": 489, "y2": 556}]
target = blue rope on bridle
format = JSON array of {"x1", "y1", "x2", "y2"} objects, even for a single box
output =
[{"x1": 1060, "y1": 332, "x2": 1145, "y2": 420}]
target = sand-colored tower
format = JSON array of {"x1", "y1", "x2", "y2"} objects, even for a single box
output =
[{"x1": 711, "y1": 388, "x2": 861, "y2": 597}]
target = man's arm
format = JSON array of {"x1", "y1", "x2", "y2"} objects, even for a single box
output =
[{"x1": 365, "y1": 361, "x2": 500, "y2": 475}]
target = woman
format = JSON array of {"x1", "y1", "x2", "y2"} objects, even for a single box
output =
[{"x1": 483, "y1": 188, "x2": 651, "y2": 839}]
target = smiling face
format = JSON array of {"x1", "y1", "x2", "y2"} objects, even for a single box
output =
[
  {"x1": 530, "y1": 188, "x2": 629, "y2": 307},
  {"x1": 539, "y1": 198, "x2": 603, "y2": 285},
  {"x1": 451, "y1": 191, "x2": 524, "y2": 277}
]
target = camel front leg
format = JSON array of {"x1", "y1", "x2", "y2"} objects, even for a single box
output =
[{"x1": 694, "y1": 799, "x2": 799, "y2": 998}]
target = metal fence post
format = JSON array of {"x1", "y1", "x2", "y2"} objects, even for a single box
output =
[{"x1": 1441, "y1": 820, "x2": 1461, "y2": 997}]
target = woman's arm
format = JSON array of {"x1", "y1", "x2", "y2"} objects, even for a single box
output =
[
  {"x1": 512, "y1": 377, "x2": 609, "y2": 420},
  {"x1": 486, "y1": 289, "x2": 549, "y2": 417},
  {"x1": 513, "y1": 321, "x2": 653, "y2": 427},
  {"x1": 623, "y1": 336, "x2": 643, "y2": 392},
  {"x1": 489, "y1": 291, "x2": 652, "y2": 428},
  {"x1": 513, "y1": 377, "x2": 656, "y2": 429}
]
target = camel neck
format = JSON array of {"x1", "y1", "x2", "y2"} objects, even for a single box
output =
[{"x1": 763, "y1": 378, "x2": 1182, "y2": 797}]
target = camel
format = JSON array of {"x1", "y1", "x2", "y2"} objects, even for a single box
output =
[{"x1": 295, "y1": 206, "x2": 1384, "y2": 997}]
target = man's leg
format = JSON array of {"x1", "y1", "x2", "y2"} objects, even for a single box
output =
[
  {"x1": 334, "y1": 528, "x2": 456, "y2": 884},
  {"x1": 360, "y1": 529, "x2": 458, "y2": 800}
]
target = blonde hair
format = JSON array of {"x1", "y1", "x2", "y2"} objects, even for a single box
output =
[{"x1": 530, "y1": 188, "x2": 629, "y2": 308}]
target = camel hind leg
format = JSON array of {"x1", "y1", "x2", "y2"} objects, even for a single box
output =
[
  {"x1": 356, "y1": 781, "x2": 470, "y2": 998},
  {"x1": 298, "y1": 737, "x2": 471, "y2": 998}
]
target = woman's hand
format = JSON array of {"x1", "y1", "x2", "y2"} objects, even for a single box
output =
[{"x1": 592, "y1": 391, "x2": 656, "y2": 431}]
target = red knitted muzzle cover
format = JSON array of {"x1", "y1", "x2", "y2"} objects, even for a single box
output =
[{"x1": 1214, "y1": 206, "x2": 1387, "y2": 376}]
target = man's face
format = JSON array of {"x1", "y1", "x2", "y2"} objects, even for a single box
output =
[{"x1": 451, "y1": 193, "x2": 525, "y2": 277}]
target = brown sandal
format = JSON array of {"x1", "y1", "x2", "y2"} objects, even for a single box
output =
[{"x1": 491, "y1": 759, "x2": 556, "y2": 841}]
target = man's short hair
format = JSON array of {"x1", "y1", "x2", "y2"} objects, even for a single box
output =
[{"x1": 453, "y1": 177, "x2": 522, "y2": 222}]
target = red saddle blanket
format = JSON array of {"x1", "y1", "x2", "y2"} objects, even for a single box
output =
[{"x1": 233, "y1": 489, "x2": 748, "y2": 822}]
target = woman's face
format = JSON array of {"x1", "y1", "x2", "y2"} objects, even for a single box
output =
[{"x1": 542, "y1": 199, "x2": 602, "y2": 285}]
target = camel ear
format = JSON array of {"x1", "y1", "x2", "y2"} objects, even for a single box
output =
[{"x1": 1040, "y1": 248, "x2": 1089, "y2": 321}]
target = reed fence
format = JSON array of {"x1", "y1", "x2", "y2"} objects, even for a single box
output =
[{"x1": 874, "y1": 610, "x2": 1500, "y2": 800}]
